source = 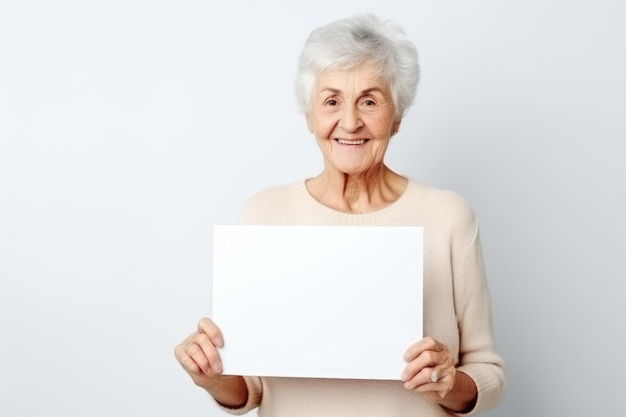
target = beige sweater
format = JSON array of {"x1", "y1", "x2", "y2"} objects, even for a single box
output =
[{"x1": 220, "y1": 179, "x2": 505, "y2": 416}]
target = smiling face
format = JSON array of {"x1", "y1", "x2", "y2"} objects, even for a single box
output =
[{"x1": 306, "y1": 65, "x2": 400, "y2": 177}]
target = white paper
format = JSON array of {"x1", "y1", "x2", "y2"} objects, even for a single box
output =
[{"x1": 212, "y1": 225, "x2": 423, "y2": 380}]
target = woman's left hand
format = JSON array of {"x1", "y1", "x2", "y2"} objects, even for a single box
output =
[{"x1": 401, "y1": 336, "x2": 456, "y2": 402}]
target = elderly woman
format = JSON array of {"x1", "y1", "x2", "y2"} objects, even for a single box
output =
[{"x1": 174, "y1": 14, "x2": 506, "y2": 416}]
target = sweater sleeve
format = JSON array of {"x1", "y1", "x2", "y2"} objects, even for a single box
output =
[
  {"x1": 451, "y1": 217, "x2": 506, "y2": 416},
  {"x1": 216, "y1": 376, "x2": 263, "y2": 415}
]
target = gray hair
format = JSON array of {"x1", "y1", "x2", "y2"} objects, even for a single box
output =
[{"x1": 295, "y1": 14, "x2": 420, "y2": 120}]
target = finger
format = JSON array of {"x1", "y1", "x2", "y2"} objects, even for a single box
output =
[
  {"x1": 403, "y1": 336, "x2": 442, "y2": 361},
  {"x1": 411, "y1": 366, "x2": 456, "y2": 399},
  {"x1": 403, "y1": 366, "x2": 435, "y2": 390},
  {"x1": 196, "y1": 332, "x2": 223, "y2": 374},
  {"x1": 175, "y1": 349, "x2": 202, "y2": 374},
  {"x1": 175, "y1": 330, "x2": 222, "y2": 376},
  {"x1": 401, "y1": 348, "x2": 444, "y2": 382},
  {"x1": 174, "y1": 342, "x2": 203, "y2": 374},
  {"x1": 197, "y1": 317, "x2": 224, "y2": 348},
  {"x1": 184, "y1": 335, "x2": 223, "y2": 377},
  {"x1": 430, "y1": 366, "x2": 440, "y2": 384}
]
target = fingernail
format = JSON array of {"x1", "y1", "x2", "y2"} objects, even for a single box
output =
[
  {"x1": 404, "y1": 381, "x2": 412, "y2": 389},
  {"x1": 214, "y1": 362, "x2": 222, "y2": 373}
]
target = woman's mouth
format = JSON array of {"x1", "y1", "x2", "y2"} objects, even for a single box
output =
[{"x1": 335, "y1": 138, "x2": 368, "y2": 145}]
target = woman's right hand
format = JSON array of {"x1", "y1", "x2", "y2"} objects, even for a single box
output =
[
  {"x1": 174, "y1": 318, "x2": 249, "y2": 407},
  {"x1": 174, "y1": 317, "x2": 226, "y2": 387}
]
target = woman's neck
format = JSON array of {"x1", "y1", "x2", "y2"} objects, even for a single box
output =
[{"x1": 306, "y1": 165, "x2": 408, "y2": 214}]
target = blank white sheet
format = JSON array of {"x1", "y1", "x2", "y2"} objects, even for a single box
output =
[{"x1": 212, "y1": 225, "x2": 423, "y2": 380}]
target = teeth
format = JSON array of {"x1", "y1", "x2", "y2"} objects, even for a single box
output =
[{"x1": 337, "y1": 139, "x2": 366, "y2": 145}]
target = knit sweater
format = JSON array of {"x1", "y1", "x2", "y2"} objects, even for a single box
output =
[{"x1": 219, "y1": 179, "x2": 505, "y2": 417}]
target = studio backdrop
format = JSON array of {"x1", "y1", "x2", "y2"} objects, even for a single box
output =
[{"x1": 1, "y1": 1, "x2": 624, "y2": 416}]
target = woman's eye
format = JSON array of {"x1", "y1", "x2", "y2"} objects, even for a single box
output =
[
  {"x1": 362, "y1": 99, "x2": 376, "y2": 106},
  {"x1": 325, "y1": 99, "x2": 338, "y2": 106}
]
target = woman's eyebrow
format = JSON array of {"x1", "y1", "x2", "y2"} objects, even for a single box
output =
[{"x1": 319, "y1": 87, "x2": 386, "y2": 95}]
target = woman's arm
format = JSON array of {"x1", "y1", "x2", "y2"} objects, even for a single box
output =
[
  {"x1": 195, "y1": 375, "x2": 248, "y2": 408},
  {"x1": 438, "y1": 371, "x2": 477, "y2": 412},
  {"x1": 403, "y1": 200, "x2": 505, "y2": 415}
]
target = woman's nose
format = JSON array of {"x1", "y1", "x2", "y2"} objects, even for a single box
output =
[{"x1": 338, "y1": 105, "x2": 364, "y2": 132}]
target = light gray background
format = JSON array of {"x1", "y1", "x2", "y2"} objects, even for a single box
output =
[{"x1": 1, "y1": 1, "x2": 624, "y2": 416}]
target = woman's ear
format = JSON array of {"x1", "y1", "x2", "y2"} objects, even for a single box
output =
[
  {"x1": 392, "y1": 119, "x2": 402, "y2": 136},
  {"x1": 305, "y1": 114, "x2": 313, "y2": 133}
]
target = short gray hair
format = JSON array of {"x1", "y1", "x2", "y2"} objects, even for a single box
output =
[{"x1": 295, "y1": 14, "x2": 420, "y2": 120}]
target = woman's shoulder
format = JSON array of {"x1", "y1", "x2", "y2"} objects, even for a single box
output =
[
  {"x1": 405, "y1": 179, "x2": 478, "y2": 228},
  {"x1": 239, "y1": 180, "x2": 308, "y2": 224},
  {"x1": 408, "y1": 179, "x2": 474, "y2": 211},
  {"x1": 244, "y1": 180, "x2": 305, "y2": 205}
]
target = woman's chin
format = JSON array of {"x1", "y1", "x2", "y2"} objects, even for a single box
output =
[{"x1": 326, "y1": 162, "x2": 382, "y2": 178}]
